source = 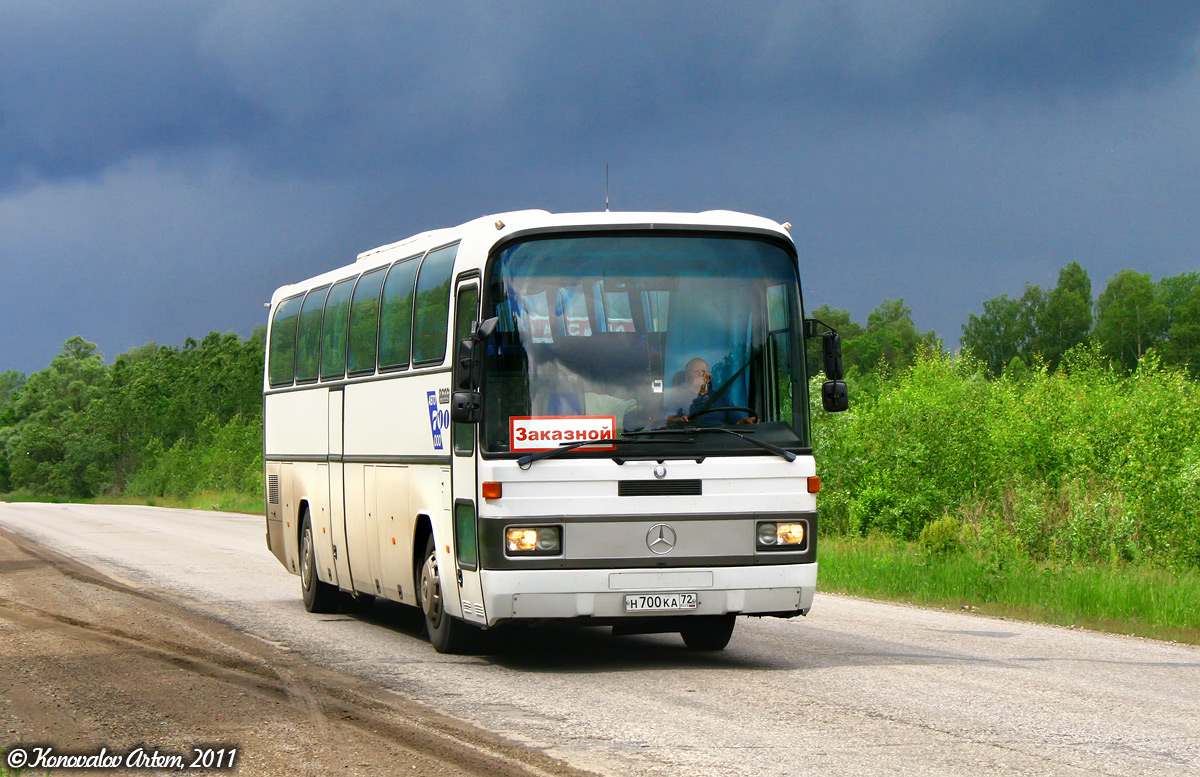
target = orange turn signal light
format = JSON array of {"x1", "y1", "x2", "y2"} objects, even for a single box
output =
[
  {"x1": 482, "y1": 481, "x2": 503, "y2": 500},
  {"x1": 808, "y1": 476, "x2": 821, "y2": 494}
]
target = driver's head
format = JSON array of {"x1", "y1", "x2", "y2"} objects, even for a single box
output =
[{"x1": 685, "y1": 358, "x2": 711, "y2": 394}]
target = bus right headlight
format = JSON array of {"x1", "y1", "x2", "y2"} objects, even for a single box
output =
[{"x1": 757, "y1": 520, "x2": 806, "y2": 550}]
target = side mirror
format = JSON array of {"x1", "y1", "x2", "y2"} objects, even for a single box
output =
[
  {"x1": 476, "y1": 316, "x2": 498, "y2": 341},
  {"x1": 452, "y1": 390, "x2": 483, "y2": 423},
  {"x1": 821, "y1": 380, "x2": 849, "y2": 412},
  {"x1": 452, "y1": 317, "x2": 498, "y2": 422},
  {"x1": 454, "y1": 317, "x2": 499, "y2": 392},
  {"x1": 805, "y1": 318, "x2": 848, "y2": 412},
  {"x1": 455, "y1": 338, "x2": 478, "y2": 391},
  {"x1": 821, "y1": 331, "x2": 844, "y2": 381}
]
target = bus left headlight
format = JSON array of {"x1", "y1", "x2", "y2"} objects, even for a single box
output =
[
  {"x1": 505, "y1": 525, "x2": 562, "y2": 555},
  {"x1": 756, "y1": 521, "x2": 806, "y2": 550}
]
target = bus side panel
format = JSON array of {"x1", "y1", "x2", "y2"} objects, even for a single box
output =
[
  {"x1": 342, "y1": 375, "x2": 458, "y2": 610},
  {"x1": 343, "y1": 377, "x2": 451, "y2": 459},
  {"x1": 280, "y1": 462, "x2": 298, "y2": 574},
  {"x1": 265, "y1": 460, "x2": 285, "y2": 566},
  {"x1": 344, "y1": 462, "x2": 374, "y2": 594},
  {"x1": 410, "y1": 466, "x2": 464, "y2": 619},
  {"x1": 375, "y1": 465, "x2": 414, "y2": 604},
  {"x1": 328, "y1": 390, "x2": 352, "y2": 591},
  {"x1": 264, "y1": 389, "x2": 331, "y2": 575},
  {"x1": 364, "y1": 465, "x2": 384, "y2": 595},
  {"x1": 299, "y1": 462, "x2": 337, "y2": 588},
  {"x1": 265, "y1": 390, "x2": 328, "y2": 458}
]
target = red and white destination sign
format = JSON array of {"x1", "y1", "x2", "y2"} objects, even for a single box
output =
[{"x1": 509, "y1": 415, "x2": 616, "y2": 452}]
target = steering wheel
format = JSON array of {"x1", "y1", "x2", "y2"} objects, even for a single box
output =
[{"x1": 689, "y1": 406, "x2": 757, "y2": 420}]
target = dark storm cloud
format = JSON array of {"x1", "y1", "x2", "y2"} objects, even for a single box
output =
[
  {"x1": 2, "y1": 2, "x2": 1200, "y2": 372},
  {"x1": 0, "y1": 2, "x2": 265, "y2": 188},
  {"x1": 5, "y1": 2, "x2": 1199, "y2": 188}
]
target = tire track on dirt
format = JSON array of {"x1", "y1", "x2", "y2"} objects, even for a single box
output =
[{"x1": 0, "y1": 525, "x2": 593, "y2": 777}]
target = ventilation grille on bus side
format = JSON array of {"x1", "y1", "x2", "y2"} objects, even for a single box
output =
[
  {"x1": 268, "y1": 474, "x2": 281, "y2": 505},
  {"x1": 618, "y1": 479, "x2": 702, "y2": 497}
]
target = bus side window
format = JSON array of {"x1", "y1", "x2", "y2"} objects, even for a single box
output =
[
  {"x1": 556, "y1": 287, "x2": 592, "y2": 337},
  {"x1": 412, "y1": 244, "x2": 458, "y2": 365},
  {"x1": 518, "y1": 292, "x2": 552, "y2": 343},
  {"x1": 320, "y1": 278, "x2": 355, "y2": 381},
  {"x1": 268, "y1": 294, "x2": 303, "y2": 387},
  {"x1": 643, "y1": 290, "x2": 670, "y2": 332},
  {"x1": 601, "y1": 289, "x2": 635, "y2": 332},
  {"x1": 379, "y1": 256, "x2": 419, "y2": 370},
  {"x1": 347, "y1": 267, "x2": 386, "y2": 375},
  {"x1": 296, "y1": 285, "x2": 329, "y2": 383}
]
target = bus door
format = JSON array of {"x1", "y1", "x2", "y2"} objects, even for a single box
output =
[{"x1": 451, "y1": 277, "x2": 486, "y2": 625}]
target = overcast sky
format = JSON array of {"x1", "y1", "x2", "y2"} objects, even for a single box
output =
[{"x1": 3, "y1": 1, "x2": 1199, "y2": 373}]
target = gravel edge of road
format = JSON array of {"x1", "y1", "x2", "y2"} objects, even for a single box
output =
[{"x1": 0, "y1": 524, "x2": 596, "y2": 777}]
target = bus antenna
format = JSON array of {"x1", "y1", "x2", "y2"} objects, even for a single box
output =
[{"x1": 605, "y1": 164, "x2": 610, "y2": 212}]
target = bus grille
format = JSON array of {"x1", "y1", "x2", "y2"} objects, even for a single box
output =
[
  {"x1": 618, "y1": 479, "x2": 702, "y2": 497},
  {"x1": 268, "y1": 474, "x2": 281, "y2": 505}
]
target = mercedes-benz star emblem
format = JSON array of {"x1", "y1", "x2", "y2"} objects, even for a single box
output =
[
  {"x1": 653, "y1": 465, "x2": 667, "y2": 479},
  {"x1": 646, "y1": 524, "x2": 677, "y2": 554}
]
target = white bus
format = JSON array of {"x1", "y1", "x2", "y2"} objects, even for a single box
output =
[{"x1": 264, "y1": 210, "x2": 847, "y2": 653}]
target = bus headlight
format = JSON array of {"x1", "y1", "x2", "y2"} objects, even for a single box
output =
[
  {"x1": 505, "y1": 526, "x2": 562, "y2": 555},
  {"x1": 757, "y1": 521, "x2": 806, "y2": 550}
]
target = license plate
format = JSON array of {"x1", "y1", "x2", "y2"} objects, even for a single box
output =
[{"x1": 624, "y1": 592, "x2": 699, "y2": 612}]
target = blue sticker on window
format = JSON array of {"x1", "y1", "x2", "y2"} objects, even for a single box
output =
[{"x1": 427, "y1": 390, "x2": 449, "y2": 450}]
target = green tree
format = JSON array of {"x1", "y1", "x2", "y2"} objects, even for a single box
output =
[
  {"x1": 961, "y1": 293, "x2": 1027, "y2": 376},
  {"x1": 846, "y1": 299, "x2": 940, "y2": 374},
  {"x1": 1159, "y1": 272, "x2": 1200, "y2": 375},
  {"x1": 0, "y1": 330, "x2": 265, "y2": 498},
  {"x1": 3, "y1": 337, "x2": 111, "y2": 495},
  {"x1": 1094, "y1": 270, "x2": 1167, "y2": 370},
  {"x1": 0, "y1": 370, "x2": 24, "y2": 410},
  {"x1": 1031, "y1": 261, "x2": 1092, "y2": 369}
]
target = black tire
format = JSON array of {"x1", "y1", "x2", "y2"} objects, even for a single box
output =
[
  {"x1": 300, "y1": 511, "x2": 339, "y2": 613},
  {"x1": 418, "y1": 534, "x2": 476, "y2": 654},
  {"x1": 680, "y1": 614, "x2": 736, "y2": 651}
]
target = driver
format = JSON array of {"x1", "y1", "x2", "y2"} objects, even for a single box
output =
[{"x1": 667, "y1": 358, "x2": 756, "y2": 424}]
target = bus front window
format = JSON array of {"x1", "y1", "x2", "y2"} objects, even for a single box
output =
[{"x1": 482, "y1": 234, "x2": 810, "y2": 456}]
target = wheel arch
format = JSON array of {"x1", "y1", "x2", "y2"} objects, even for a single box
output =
[
  {"x1": 296, "y1": 499, "x2": 311, "y2": 541},
  {"x1": 412, "y1": 513, "x2": 433, "y2": 585}
]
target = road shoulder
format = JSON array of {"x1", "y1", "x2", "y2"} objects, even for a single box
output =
[{"x1": 0, "y1": 526, "x2": 590, "y2": 777}]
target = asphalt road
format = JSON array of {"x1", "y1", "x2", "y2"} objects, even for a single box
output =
[{"x1": 2, "y1": 502, "x2": 1198, "y2": 776}]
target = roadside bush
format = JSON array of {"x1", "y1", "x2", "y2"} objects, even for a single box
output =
[
  {"x1": 918, "y1": 514, "x2": 961, "y2": 556},
  {"x1": 127, "y1": 414, "x2": 262, "y2": 499},
  {"x1": 813, "y1": 347, "x2": 1200, "y2": 571}
]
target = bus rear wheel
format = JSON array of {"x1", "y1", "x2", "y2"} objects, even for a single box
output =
[
  {"x1": 300, "y1": 511, "x2": 339, "y2": 613},
  {"x1": 418, "y1": 535, "x2": 476, "y2": 654},
  {"x1": 680, "y1": 614, "x2": 736, "y2": 650}
]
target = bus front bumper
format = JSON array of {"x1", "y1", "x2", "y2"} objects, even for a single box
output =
[{"x1": 477, "y1": 563, "x2": 817, "y2": 626}]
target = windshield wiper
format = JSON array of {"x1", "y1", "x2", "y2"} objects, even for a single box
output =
[
  {"x1": 516, "y1": 435, "x2": 687, "y2": 469},
  {"x1": 625, "y1": 426, "x2": 796, "y2": 461}
]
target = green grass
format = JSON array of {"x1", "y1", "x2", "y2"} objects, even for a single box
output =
[
  {"x1": 1, "y1": 489, "x2": 263, "y2": 515},
  {"x1": 820, "y1": 535, "x2": 1200, "y2": 644}
]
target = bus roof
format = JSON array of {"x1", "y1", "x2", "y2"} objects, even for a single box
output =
[
  {"x1": 271, "y1": 210, "x2": 794, "y2": 305},
  {"x1": 354, "y1": 209, "x2": 793, "y2": 263}
]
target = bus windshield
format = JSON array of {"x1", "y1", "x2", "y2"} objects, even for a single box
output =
[{"x1": 481, "y1": 233, "x2": 809, "y2": 455}]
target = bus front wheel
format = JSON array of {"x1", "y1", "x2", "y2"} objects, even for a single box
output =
[
  {"x1": 418, "y1": 535, "x2": 476, "y2": 654},
  {"x1": 680, "y1": 614, "x2": 736, "y2": 650},
  {"x1": 300, "y1": 511, "x2": 339, "y2": 613}
]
